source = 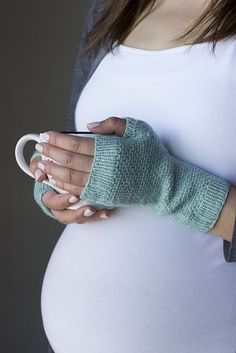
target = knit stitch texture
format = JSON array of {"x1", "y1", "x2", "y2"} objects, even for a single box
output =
[
  {"x1": 79, "y1": 117, "x2": 230, "y2": 232},
  {"x1": 31, "y1": 117, "x2": 230, "y2": 232}
]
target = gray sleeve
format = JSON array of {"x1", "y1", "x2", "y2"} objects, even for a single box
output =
[
  {"x1": 223, "y1": 216, "x2": 236, "y2": 262},
  {"x1": 65, "y1": 0, "x2": 107, "y2": 131}
]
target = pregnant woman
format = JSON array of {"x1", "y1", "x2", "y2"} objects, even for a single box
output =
[{"x1": 30, "y1": 0, "x2": 236, "y2": 352}]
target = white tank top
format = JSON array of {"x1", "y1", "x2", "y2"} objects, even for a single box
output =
[{"x1": 40, "y1": 38, "x2": 236, "y2": 353}]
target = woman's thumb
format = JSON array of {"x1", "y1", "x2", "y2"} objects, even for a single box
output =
[{"x1": 87, "y1": 117, "x2": 126, "y2": 137}]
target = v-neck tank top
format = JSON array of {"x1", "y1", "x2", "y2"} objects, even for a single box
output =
[{"x1": 40, "y1": 37, "x2": 236, "y2": 353}]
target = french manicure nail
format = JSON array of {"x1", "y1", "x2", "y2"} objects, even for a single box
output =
[
  {"x1": 40, "y1": 132, "x2": 50, "y2": 142},
  {"x1": 35, "y1": 143, "x2": 43, "y2": 153},
  {"x1": 38, "y1": 162, "x2": 45, "y2": 171},
  {"x1": 35, "y1": 169, "x2": 43, "y2": 181},
  {"x1": 100, "y1": 213, "x2": 109, "y2": 218},
  {"x1": 84, "y1": 208, "x2": 96, "y2": 217},
  {"x1": 87, "y1": 122, "x2": 101, "y2": 128},
  {"x1": 68, "y1": 196, "x2": 79, "y2": 204}
]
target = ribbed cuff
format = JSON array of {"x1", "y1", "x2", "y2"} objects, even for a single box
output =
[
  {"x1": 123, "y1": 117, "x2": 138, "y2": 138},
  {"x1": 33, "y1": 181, "x2": 57, "y2": 220},
  {"x1": 191, "y1": 175, "x2": 230, "y2": 232}
]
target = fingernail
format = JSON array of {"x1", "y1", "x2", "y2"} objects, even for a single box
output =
[
  {"x1": 84, "y1": 208, "x2": 96, "y2": 217},
  {"x1": 37, "y1": 161, "x2": 45, "y2": 171},
  {"x1": 35, "y1": 143, "x2": 43, "y2": 153},
  {"x1": 87, "y1": 122, "x2": 101, "y2": 128},
  {"x1": 35, "y1": 169, "x2": 43, "y2": 181},
  {"x1": 68, "y1": 196, "x2": 79, "y2": 204},
  {"x1": 100, "y1": 213, "x2": 109, "y2": 218},
  {"x1": 40, "y1": 132, "x2": 50, "y2": 142}
]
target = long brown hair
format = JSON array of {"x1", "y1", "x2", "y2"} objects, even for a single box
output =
[{"x1": 82, "y1": 0, "x2": 236, "y2": 57}]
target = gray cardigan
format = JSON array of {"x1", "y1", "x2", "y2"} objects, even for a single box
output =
[
  {"x1": 64, "y1": 0, "x2": 236, "y2": 262},
  {"x1": 45, "y1": 1, "x2": 236, "y2": 352}
]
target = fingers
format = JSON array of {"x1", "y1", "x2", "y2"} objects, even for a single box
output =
[
  {"x1": 41, "y1": 190, "x2": 117, "y2": 225},
  {"x1": 30, "y1": 155, "x2": 47, "y2": 182},
  {"x1": 30, "y1": 155, "x2": 41, "y2": 174},
  {"x1": 46, "y1": 178, "x2": 85, "y2": 197},
  {"x1": 95, "y1": 207, "x2": 117, "y2": 219},
  {"x1": 36, "y1": 143, "x2": 94, "y2": 172},
  {"x1": 42, "y1": 191, "x2": 80, "y2": 211},
  {"x1": 35, "y1": 136, "x2": 94, "y2": 173},
  {"x1": 40, "y1": 131, "x2": 95, "y2": 156},
  {"x1": 51, "y1": 206, "x2": 116, "y2": 225},
  {"x1": 37, "y1": 159, "x2": 90, "y2": 187}
]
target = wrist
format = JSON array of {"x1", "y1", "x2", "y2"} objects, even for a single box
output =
[{"x1": 209, "y1": 185, "x2": 236, "y2": 242}]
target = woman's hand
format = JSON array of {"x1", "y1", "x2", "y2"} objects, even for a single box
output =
[
  {"x1": 31, "y1": 115, "x2": 231, "y2": 235},
  {"x1": 34, "y1": 117, "x2": 126, "y2": 196},
  {"x1": 30, "y1": 153, "x2": 116, "y2": 224}
]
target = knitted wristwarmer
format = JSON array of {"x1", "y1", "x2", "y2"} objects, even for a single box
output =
[
  {"x1": 30, "y1": 150, "x2": 57, "y2": 220},
  {"x1": 79, "y1": 117, "x2": 230, "y2": 232}
]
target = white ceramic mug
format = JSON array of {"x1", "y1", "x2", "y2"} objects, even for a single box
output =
[{"x1": 15, "y1": 131, "x2": 106, "y2": 210}]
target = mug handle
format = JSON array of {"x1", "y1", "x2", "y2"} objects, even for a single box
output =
[
  {"x1": 14, "y1": 133, "x2": 65, "y2": 191},
  {"x1": 15, "y1": 133, "x2": 40, "y2": 179}
]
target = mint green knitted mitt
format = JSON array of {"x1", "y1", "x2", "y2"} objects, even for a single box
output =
[
  {"x1": 31, "y1": 150, "x2": 57, "y2": 220},
  {"x1": 79, "y1": 117, "x2": 230, "y2": 232}
]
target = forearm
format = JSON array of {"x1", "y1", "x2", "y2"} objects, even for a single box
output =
[{"x1": 209, "y1": 185, "x2": 236, "y2": 242}]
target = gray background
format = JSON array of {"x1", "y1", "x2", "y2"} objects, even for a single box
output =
[{"x1": 1, "y1": 1, "x2": 91, "y2": 352}]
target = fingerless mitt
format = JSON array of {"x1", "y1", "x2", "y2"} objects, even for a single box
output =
[
  {"x1": 80, "y1": 117, "x2": 230, "y2": 232},
  {"x1": 31, "y1": 150, "x2": 57, "y2": 220}
]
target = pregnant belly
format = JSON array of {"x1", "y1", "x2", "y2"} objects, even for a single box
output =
[{"x1": 40, "y1": 206, "x2": 236, "y2": 353}]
